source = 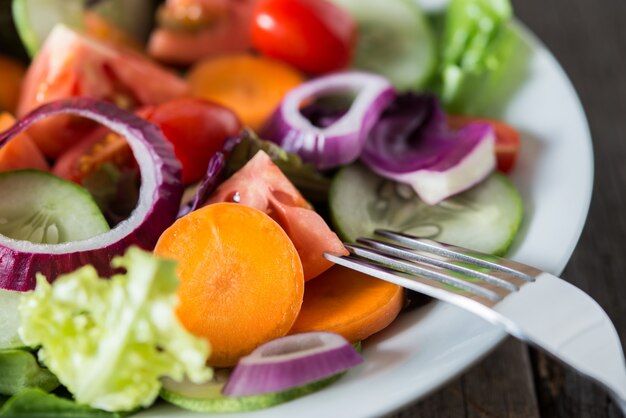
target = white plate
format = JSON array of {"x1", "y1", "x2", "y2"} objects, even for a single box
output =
[{"x1": 138, "y1": 10, "x2": 593, "y2": 418}]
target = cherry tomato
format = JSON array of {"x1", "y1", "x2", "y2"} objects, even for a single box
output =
[
  {"x1": 251, "y1": 0, "x2": 356, "y2": 74},
  {"x1": 448, "y1": 115, "x2": 521, "y2": 173},
  {"x1": 142, "y1": 98, "x2": 242, "y2": 184}
]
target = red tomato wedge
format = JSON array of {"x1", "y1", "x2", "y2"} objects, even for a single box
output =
[
  {"x1": 448, "y1": 115, "x2": 521, "y2": 173},
  {"x1": 18, "y1": 25, "x2": 188, "y2": 158},
  {"x1": 148, "y1": 0, "x2": 258, "y2": 65},
  {"x1": 251, "y1": 0, "x2": 356, "y2": 74},
  {"x1": 0, "y1": 113, "x2": 48, "y2": 172},
  {"x1": 53, "y1": 128, "x2": 134, "y2": 183},
  {"x1": 141, "y1": 98, "x2": 242, "y2": 184},
  {"x1": 206, "y1": 150, "x2": 348, "y2": 280}
]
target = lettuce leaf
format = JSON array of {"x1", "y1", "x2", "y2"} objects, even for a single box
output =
[
  {"x1": 0, "y1": 350, "x2": 59, "y2": 395},
  {"x1": 438, "y1": 0, "x2": 530, "y2": 116},
  {"x1": 18, "y1": 247, "x2": 212, "y2": 412}
]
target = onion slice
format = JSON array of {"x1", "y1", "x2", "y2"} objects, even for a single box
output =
[
  {"x1": 264, "y1": 72, "x2": 395, "y2": 170},
  {"x1": 222, "y1": 332, "x2": 362, "y2": 397},
  {"x1": 0, "y1": 98, "x2": 183, "y2": 291},
  {"x1": 361, "y1": 93, "x2": 495, "y2": 205}
]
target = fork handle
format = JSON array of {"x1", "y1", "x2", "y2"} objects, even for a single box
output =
[{"x1": 494, "y1": 273, "x2": 626, "y2": 410}]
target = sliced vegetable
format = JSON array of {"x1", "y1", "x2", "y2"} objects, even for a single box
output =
[
  {"x1": 264, "y1": 72, "x2": 395, "y2": 169},
  {"x1": 18, "y1": 247, "x2": 212, "y2": 412},
  {"x1": 52, "y1": 128, "x2": 135, "y2": 184},
  {"x1": 161, "y1": 368, "x2": 344, "y2": 412},
  {"x1": 437, "y1": 0, "x2": 529, "y2": 115},
  {"x1": 223, "y1": 332, "x2": 362, "y2": 397},
  {"x1": 448, "y1": 115, "x2": 521, "y2": 173},
  {"x1": 0, "y1": 56, "x2": 25, "y2": 113},
  {"x1": 206, "y1": 151, "x2": 347, "y2": 280},
  {"x1": 0, "y1": 389, "x2": 124, "y2": 418},
  {"x1": 360, "y1": 93, "x2": 495, "y2": 204},
  {"x1": 178, "y1": 152, "x2": 226, "y2": 218},
  {"x1": 141, "y1": 97, "x2": 242, "y2": 184},
  {"x1": 330, "y1": 164, "x2": 523, "y2": 255},
  {"x1": 148, "y1": 0, "x2": 257, "y2": 65},
  {"x1": 12, "y1": 0, "x2": 152, "y2": 56},
  {"x1": 154, "y1": 203, "x2": 304, "y2": 367},
  {"x1": 0, "y1": 350, "x2": 59, "y2": 395},
  {"x1": 251, "y1": 0, "x2": 356, "y2": 74},
  {"x1": 0, "y1": 98, "x2": 183, "y2": 291},
  {"x1": 290, "y1": 266, "x2": 404, "y2": 342},
  {"x1": 0, "y1": 113, "x2": 48, "y2": 172},
  {"x1": 18, "y1": 24, "x2": 188, "y2": 157},
  {"x1": 188, "y1": 53, "x2": 304, "y2": 131},
  {"x1": 0, "y1": 289, "x2": 23, "y2": 349},
  {"x1": 330, "y1": 0, "x2": 436, "y2": 90},
  {"x1": 0, "y1": 170, "x2": 110, "y2": 243},
  {"x1": 225, "y1": 130, "x2": 331, "y2": 205}
]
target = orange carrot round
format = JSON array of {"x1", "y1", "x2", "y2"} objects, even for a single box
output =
[
  {"x1": 289, "y1": 266, "x2": 404, "y2": 342},
  {"x1": 0, "y1": 113, "x2": 48, "y2": 172},
  {"x1": 154, "y1": 202, "x2": 304, "y2": 367},
  {"x1": 0, "y1": 56, "x2": 25, "y2": 113},
  {"x1": 187, "y1": 53, "x2": 304, "y2": 131}
]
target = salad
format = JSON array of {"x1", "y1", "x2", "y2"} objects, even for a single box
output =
[{"x1": 0, "y1": 0, "x2": 528, "y2": 415}]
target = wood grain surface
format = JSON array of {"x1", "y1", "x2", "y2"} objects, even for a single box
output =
[{"x1": 393, "y1": 0, "x2": 626, "y2": 416}]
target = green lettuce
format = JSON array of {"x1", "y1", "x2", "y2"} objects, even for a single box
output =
[
  {"x1": 18, "y1": 247, "x2": 212, "y2": 412},
  {"x1": 437, "y1": 0, "x2": 530, "y2": 116}
]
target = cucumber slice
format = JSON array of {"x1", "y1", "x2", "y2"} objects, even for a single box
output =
[
  {"x1": 0, "y1": 289, "x2": 24, "y2": 349},
  {"x1": 12, "y1": 0, "x2": 83, "y2": 57},
  {"x1": 160, "y1": 369, "x2": 344, "y2": 413},
  {"x1": 330, "y1": 0, "x2": 436, "y2": 90},
  {"x1": 12, "y1": 0, "x2": 152, "y2": 56},
  {"x1": 0, "y1": 170, "x2": 109, "y2": 244},
  {"x1": 330, "y1": 164, "x2": 523, "y2": 255}
]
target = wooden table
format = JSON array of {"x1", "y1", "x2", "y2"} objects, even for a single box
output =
[{"x1": 392, "y1": 0, "x2": 626, "y2": 416}]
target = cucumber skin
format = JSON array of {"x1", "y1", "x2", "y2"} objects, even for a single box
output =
[
  {"x1": 487, "y1": 172, "x2": 523, "y2": 256},
  {"x1": 329, "y1": 166, "x2": 524, "y2": 256},
  {"x1": 160, "y1": 374, "x2": 344, "y2": 413}
]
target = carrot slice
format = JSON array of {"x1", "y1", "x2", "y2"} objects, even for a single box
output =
[
  {"x1": 187, "y1": 54, "x2": 304, "y2": 131},
  {"x1": 0, "y1": 113, "x2": 48, "y2": 172},
  {"x1": 0, "y1": 56, "x2": 25, "y2": 113},
  {"x1": 154, "y1": 202, "x2": 304, "y2": 367},
  {"x1": 289, "y1": 265, "x2": 404, "y2": 342}
]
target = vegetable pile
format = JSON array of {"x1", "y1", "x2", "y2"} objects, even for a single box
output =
[{"x1": 0, "y1": 0, "x2": 528, "y2": 415}]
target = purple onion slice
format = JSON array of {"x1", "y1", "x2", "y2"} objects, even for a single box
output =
[
  {"x1": 361, "y1": 93, "x2": 496, "y2": 205},
  {"x1": 264, "y1": 72, "x2": 395, "y2": 170},
  {"x1": 0, "y1": 98, "x2": 183, "y2": 291},
  {"x1": 222, "y1": 332, "x2": 363, "y2": 397}
]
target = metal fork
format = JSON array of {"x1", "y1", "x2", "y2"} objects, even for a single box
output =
[{"x1": 324, "y1": 229, "x2": 626, "y2": 414}]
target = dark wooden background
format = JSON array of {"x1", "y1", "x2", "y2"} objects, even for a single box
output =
[{"x1": 392, "y1": 0, "x2": 626, "y2": 416}]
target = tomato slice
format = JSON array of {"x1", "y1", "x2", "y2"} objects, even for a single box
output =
[
  {"x1": 53, "y1": 128, "x2": 135, "y2": 183},
  {"x1": 148, "y1": 0, "x2": 257, "y2": 65},
  {"x1": 206, "y1": 151, "x2": 348, "y2": 281},
  {"x1": 448, "y1": 115, "x2": 521, "y2": 173},
  {"x1": 0, "y1": 113, "x2": 48, "y2": 172},
  {"x1": 251, "y1": 0, "x2": 356, "y2": 74},
  {"x1": 54, "y1": 98, "x2": 242, "y2": 185},
  {"x1": 142, "y1": 98, "x2": 242, "y2": 184},
  {"x1": 18, "y1": 25, "x2": 188, "y2": 158}
]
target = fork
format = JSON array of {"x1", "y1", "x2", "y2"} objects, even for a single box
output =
[{"x1": 324, "y1": 229, "x2": 626, "y2": 414}]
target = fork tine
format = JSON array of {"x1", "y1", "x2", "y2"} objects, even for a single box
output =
[
  {"x1": 324, "y1": 252, "x2": 499, "y2": 308},
  {"x1": 374, "y1": 229, "x2": 540, "y2": 282},
  {"x1": 356, "y1": 237, "x2": 519, "y2": 292},
  {"x1": 344, "y1": 243, "x2": 503, "y2": 302}
]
